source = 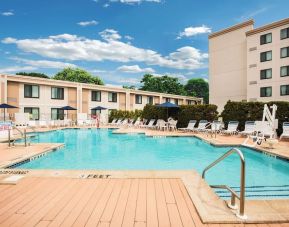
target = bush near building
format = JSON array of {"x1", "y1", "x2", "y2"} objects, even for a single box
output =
[
  {"x1": 109, "y1": 110, "x2": 143, "y2": 122},
  {"x1": 221, "y1": 101, "x2": 289, "y2": 136}
]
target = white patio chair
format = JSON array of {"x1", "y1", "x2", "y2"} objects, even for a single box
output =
[
  {"x1": 192, "y1": 120, "x2": 208, "y2": 133},
  {"x1": 179, "y1": 120, "x2": 197, "y2": 132},
  {"x1": 240, "y1": 121, "x2": 256, "y2": 136},
  {"x1": 280, "y1": 122, "x2": 289, "y2": 140},
  {"x1": 222, "y1": 121, "x2": 239, "y2": 135}
]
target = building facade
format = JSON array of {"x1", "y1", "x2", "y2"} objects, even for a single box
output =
[
  {"x1": 0, "y1": 74, "x2": 202, "y2": 120},
  {"x1": 209, "y1": 18, "x2": 289, "y2": 111}
]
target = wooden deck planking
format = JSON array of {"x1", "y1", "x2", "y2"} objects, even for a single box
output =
[{"x1": 0, "y1": 177, "x2": 287, "y2": 227}]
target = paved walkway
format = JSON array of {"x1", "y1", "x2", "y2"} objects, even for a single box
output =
[{"x1": 0, "y1": 177, "x2": 288, "y2": 227}]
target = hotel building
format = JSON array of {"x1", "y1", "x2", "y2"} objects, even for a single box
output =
[
  {"x1": 0, "y1": 74, "x2": 202, "y2": 120},
  {"x1": 209, "y1": 18, "x2": 289, "y2": 111}
]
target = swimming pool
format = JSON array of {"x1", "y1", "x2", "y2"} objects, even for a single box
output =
[{"x1": 15, "y1": 129, "x2": 289, "y2": 199}]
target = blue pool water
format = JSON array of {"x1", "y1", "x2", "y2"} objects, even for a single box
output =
[{"x1": 15, "y1": 129, "x2": 289, "y2": 198}]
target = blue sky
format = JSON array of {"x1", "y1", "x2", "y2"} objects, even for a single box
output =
[{"x1": 0, "y1": 0, "x2": 289, "y2": 86}]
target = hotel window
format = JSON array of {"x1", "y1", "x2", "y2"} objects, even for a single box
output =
[
  {"x1": 147, "y1": 96, "x2": 153, "y2": 104},
  {"x1": 51, "y1": 87, "x2": 64, "y2": 100},
  {"x1": 24, "y1": 107, "x2": 39, "y2": 120},
  {"x1": 260, "y1": 87, "x2": 272, "y2": 97},
  {"x1": 281, "y1": 27, "x2": 289, "y2": 40},
  {"x1": 260, "y1": 51, "x2": 272, "y2": 62},
  {"x1": 91, "y1": 90, "x2": 101, "y2": 102},
  {"x1": 280, "y1": 85, "x2": 289, "y2": 96},
  {"x1": 187, "y1": 100, "x2": 193, "y2": 105},
  {"x1": 281, "y1": 47, "x2": 289, "y2": 58},
  {"x1": 91, "y1": 109, "x2": 100, "y2": 116},
  {"x1": 260, "y1": 33, "x2": 272, "y2": 45},
  {"x1": 51, "y1": 108, "x2": 64, "y2": 120},
  {"x1": 260, "y1": 68, "x2": 272, "y2": 79},
  {"x1": 165, "y1": 98, "x2": 170, "y2": 102},
  {"x1": 108, "y1": 92, "x2": 117, "y2": 102},
  {"x1": 281, "y1": 65, "x2": 289, "y2": 77},
  {"x1": 175, "y1": 99, "x2": 179, "y2": 105},
  {"x1": 135, "y1": 95, "x2": 142, "y2": 104},
  {"x1": 24, "y1": 84, "x2": 39, "y2": 98}
]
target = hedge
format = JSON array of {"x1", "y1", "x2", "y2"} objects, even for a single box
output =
[
  {"x1": 221, "y1": 101, "x2": 289, "y2": 135},
  {"x1": 109, "y1": 109, "x2": 142, "y2": 122},
  {"x1": 142, "y1": 104, "x2": 218, "y2": 128}
]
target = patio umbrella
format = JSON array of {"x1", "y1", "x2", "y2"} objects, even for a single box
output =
[
  {"x1": 156, "y1": 102, "x2": 179, "y2": 120},
  {"x1": 0, "y1": 103, "x2": 18, "y2": 121},
  {"x1": 91, "y1": 106, "x2": 107, "y2": 113},
  {"x1": 60, "y1": 106, "x2": 77, "y2": 119}
]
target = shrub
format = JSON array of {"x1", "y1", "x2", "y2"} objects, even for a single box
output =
[
  {"x1": 221, "y1": 101, "x2": 289, "y2": 135},
  {"x1": 142, "y1": 104, "x2": 218, "y2": 128},
  {"x1": 109, "y1": 109, "x2": 142, "y2": 122}
]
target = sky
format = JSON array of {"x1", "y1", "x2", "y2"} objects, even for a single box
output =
[{"x1": 0, "y1": 0, "x2": 289, "y2": 87}]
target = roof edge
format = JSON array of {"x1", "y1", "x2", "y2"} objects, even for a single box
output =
[
  {"x1": 209, "y1": 19, "x2": 254, "y2": 39},
  {"x1": 246, "y1": 17, "x2": 289, "y2": 36}
]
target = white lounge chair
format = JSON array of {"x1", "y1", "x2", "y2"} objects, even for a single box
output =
[
  {"x1": 179, "y1": 120, "x2": 197, "y2": 132},
  {"x1": 205, "y1": 120, "x2": 222, "y2": 133},
  {"x1": 142, "y1": 119, "x2": 156, "y2": 129},
  {"x1": 109, "y1": 119, "x2": 117, "y2": 125},
  {"x1": 280, "y1": 122, "x2": 289, "y2": 140},
  {"x1": 222, "y1": 121, "x2": 239, "y2": 135},
  {"x1": 192, "y1": 120, "x2": 208, "y2": 133},
  {"x1": 240, "y1": 121, "x2": 256, "y2": 136}
]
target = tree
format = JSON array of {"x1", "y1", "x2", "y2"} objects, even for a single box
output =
[
  {"x1": 53, "y1": 68, "x2": 104, "y2": 85},
  {"x1": 123, "y1": 85, "x2": 136, "y2": 90},
  {"x1": 185, "y1": 78, "x2": 209, "y2": 103},
  {"x1": 140, "y1": 74, "x2": 186, "y2": 95},
  {"x1": 16, "y1": 72, "x2": 49, "y2": 79}
]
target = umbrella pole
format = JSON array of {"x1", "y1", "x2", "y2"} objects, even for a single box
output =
[{"x1": 4, "y1": 108, "x2": 6, "y2": 122}]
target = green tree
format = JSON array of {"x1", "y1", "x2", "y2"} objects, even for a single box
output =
[
  {"x1": 140, "y1": 74, "x2": 186, "y2": 95},
  {"x1": 53, "y1": 68, "x2": 104, "y2": 85},
  {"x1": 123, "y1": 85, "x2": 136, "y2": 90},
  {"x1": 16, "y1": 72, "x2": 50, "y2": 79},
  {"x1": 185, "y1": 78, "x2": 209, "y2": 103}
]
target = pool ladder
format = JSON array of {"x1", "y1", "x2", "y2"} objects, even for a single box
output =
[{"x1": 202, "y1": 148, "x2": 247, "y2": 220}]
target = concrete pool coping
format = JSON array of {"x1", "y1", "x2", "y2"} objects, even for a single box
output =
[{"x1": 0, "y1": 127, "x2": 289, "y2": 224}]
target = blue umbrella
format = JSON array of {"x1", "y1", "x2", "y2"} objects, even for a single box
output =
[
  {"x1": 91, "y1": 106, "x2": 107, "y2": 113},
  {"x1": 156, "y1": 102, "x2": 179, "y2": 120},
  {"x1": 0, "y1": 103, "x2": 18, "y2": 121},
  {"x1": 60, "y1": 106, "x2": 77, "y2": 119}
]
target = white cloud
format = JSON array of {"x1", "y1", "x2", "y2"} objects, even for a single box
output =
[
  {"x1": 237, "y1": 7, "x2": 268, "y2": 21},
  {"x1": 124, "y1": 35, "x2": 134, "y2": 40},
  {"x1": 77, "y1": 20, "x2": 98, "y2": 27},
  {"x1": 11, "y1": 57, "x2": 77, "y2": 69},
  {"x1": 117, "y1": 65, "x2": 155, "y2": 73},
  {"x1": 99, "y1": 29, "x2": 121, "y2": 41},
  {"x1": 0, "y1": 66, "x2": 37, "y2": 73},
  {"x1": 103, "y1": 3, "x2": 110, "y2": 7},
  {"x1": 2, "y1": 31, "x2": 208, "y2": 70},
  {"x1": 177, "y1": 25, "x2": 211, "y2": 39},
  {"x1": 1, "y1": 11, "x2": 14, "y2": 16}
]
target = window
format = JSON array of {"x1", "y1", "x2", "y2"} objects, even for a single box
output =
[
  {"x1": 280, "y1": 85, "x2": 289, "y2": 96},
  {"x1": 134, "y1": 95, "x2": 142, "y2": 104},
  {"x1": 281, "y1": 47, "x2": 289, "y2": 58},
  {"x1": 51, "y1": 108, "x2": 64, "y2": 120},
  {"x1": 24, "y1": 107, "x2": 39, "y2": 120},
  {"x1": 91, "y1": 109, "x2": 101, "y2": 116},
  {"x1": 91, "y1": 90, "x2": 101, "y2": 102},
  {"x1": 165, "y1": 98, "x2": 170, "y2": 102},
  {"x1": 147, "y1": 96, "x2": 153, "y2": 104},
  {"x1": 187, "y1": 100, "x2": 193, "y2": 105},
  {"x1": 260, "y1": 87, "x2": 272, "y2": 97},
  {"x1": 24, "y1": 84, "x2": 39, "y2": 98},
  {"x1": 281, "y1": 66, "x2": 289, "y2": 77},
  {"x1": 175, "y1": 99, "x2": 179, "y2": 105},
  {"x1": 51, "y1": 87, "x2": 64, "y2": 100},
  {"x1": 108, "y1": 92, "x2": 117, "y2": 102},
  {"x1": 281, "y1": 27, "x2": 289, "y2": 40},
  {"x1": 260, "y1": 33, "x2": 272, "y2": 45},
  {"x1": 260, "y1": 51, "x2": 272, "y2": 62},
  {"x1": 260, "y1": 68, "x2": 272, "y2": 79}
]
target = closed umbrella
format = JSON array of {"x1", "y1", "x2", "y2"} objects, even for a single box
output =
[
  {"x1": 156, "y1": 102, "x2": 179, "y2": 120},
  {"x1": 0, "y1": 103, "x2": 18, "y2": 121}
]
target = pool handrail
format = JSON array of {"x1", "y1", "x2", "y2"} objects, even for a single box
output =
[{"x1": 202, "y1": 148, "x2": 247, "y2": 219}]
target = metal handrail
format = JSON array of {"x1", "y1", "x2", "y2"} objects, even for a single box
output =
[
  {"x1": 8, "y1": 126, "x2": 29, "y2": 147},
  {"x1": 202, "y1": 148, "x2": 247, "y2": 219}
]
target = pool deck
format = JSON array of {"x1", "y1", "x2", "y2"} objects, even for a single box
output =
[{"x1": 0, "y1": 126, "x2": 289, "y2": 226}]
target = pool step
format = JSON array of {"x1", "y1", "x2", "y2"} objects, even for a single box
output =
[{"x1": 215, "y1": 185, "x2": 289, "y2": 199}]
